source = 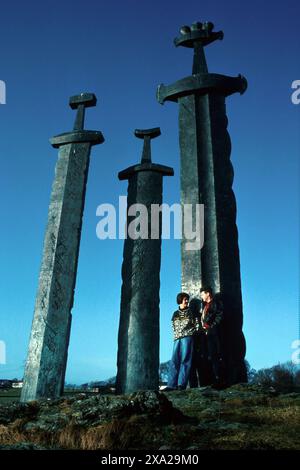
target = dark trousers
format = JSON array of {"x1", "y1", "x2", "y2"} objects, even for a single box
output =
[
  {"x1": 189, "y1": 331, "x2": 225, "y2": 387},
  {"x1": 207, "y1": 332, "x2": 224, "y2": 382}
]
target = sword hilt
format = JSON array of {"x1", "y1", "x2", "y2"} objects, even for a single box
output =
[
  {"x1": 134, "y1": 128, "x2": 161, "y2": 164},
  {"x1": 174, "y1": 22, "x2": 224, "y2": 74},
  {"x1": 69, "y1": 93, "x2": 97, "y2": 131}
]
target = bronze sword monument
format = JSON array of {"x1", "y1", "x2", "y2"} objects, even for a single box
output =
[
  {"x1": 157, "y1": 22, "x2": 248, "y2": 384},
  {"x1": 21, "y1": 93, "x2": 104, "y2": 402}
]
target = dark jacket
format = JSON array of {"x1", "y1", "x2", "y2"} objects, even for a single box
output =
[{"x1": 200, "y1": 297, "x2": 223, "y2": 336}]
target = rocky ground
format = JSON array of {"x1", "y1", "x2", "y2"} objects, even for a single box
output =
[{"x1": 0, "y1": 384, "x2": 299, "y2": 450}]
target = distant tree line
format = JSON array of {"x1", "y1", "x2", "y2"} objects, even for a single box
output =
[
  {"x1": 245, "y1": 360, "x2": 300, "y2": 392},
  {"x1": 65, "y1": 361, "x2": 300, "y2": 393},
  {"x1": 3, "y1": 362, "x2": 299, "y2": 394},
  {"x1": 159, "y1": 360, "x2": 300, "y2": 392}
]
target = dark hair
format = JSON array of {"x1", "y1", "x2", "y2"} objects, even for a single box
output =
[
  {"x1": 176, "y1": 292, "x2": 190, "y2": 305},
  {"x1": 200, "y1": 286, "x2": 213, "y2": 296}
]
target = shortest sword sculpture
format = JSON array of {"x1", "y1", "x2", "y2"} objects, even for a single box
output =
[
  {"x1": 116, "y1": 128, "x2": 173, "y2": 394},
  {"x1": 21, "y1": 93, "x2": 104, "y2": 402}
]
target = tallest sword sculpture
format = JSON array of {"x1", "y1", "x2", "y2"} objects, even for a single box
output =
[
  {"x1": 21, "y1": 93, "x2": 104, "y2": 402},
  {"x1": 157, "y1": 22, "x2": 248, "y2": 384}
]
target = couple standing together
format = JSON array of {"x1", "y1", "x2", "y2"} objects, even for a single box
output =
[{"x1": 167, "y1": 287, "x2": 225, "y2": 391}]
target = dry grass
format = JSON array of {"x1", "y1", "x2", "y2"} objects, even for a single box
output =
[
  {"x1": 0, "y1": 416, "x2": 159, "y2": 450},
  {"x1": 0, "y1": 389, "x2": 299, "y2": 450},
  {"x1": 212, "y1": 426, "x2": 300, "y2": 450}
]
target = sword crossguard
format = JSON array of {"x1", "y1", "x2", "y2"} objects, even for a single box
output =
[{"x1": 134, "y1": 128, "x2": 161, "y2": 164}]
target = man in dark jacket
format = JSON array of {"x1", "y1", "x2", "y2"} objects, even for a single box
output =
[{"x1": 199, "y1": 286, "x2": 225, "y2": 388}]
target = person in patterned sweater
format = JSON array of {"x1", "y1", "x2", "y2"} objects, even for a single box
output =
[{"x1": 166, "y1": 292, "x2": 200, "y2": 390}]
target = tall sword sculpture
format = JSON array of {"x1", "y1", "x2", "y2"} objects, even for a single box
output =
[
  {"x1": 157, "y1": 22, "x2": 248, "y2": 384},
  {"x1": 116, "y1": 128, "x2": 173, "y2": 394},
  {"x1": 21, "y1": 93, "x2": 104, "y2": 402}
]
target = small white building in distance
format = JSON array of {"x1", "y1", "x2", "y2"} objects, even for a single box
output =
[{"x1": 12, "y1": 381, "x2": 23, "y2": 388}]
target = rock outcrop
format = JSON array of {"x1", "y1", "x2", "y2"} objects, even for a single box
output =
[{"x1": 0, "y1": 385, "x2": 299, "y2": 450}]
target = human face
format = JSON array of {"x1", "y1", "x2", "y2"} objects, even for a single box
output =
[
  {"x1": 200, "y1": 291, "x2": 211, "y2": 303},
  {"x1": 179, "y1": 297, "x2": 189, "y2": 309}
]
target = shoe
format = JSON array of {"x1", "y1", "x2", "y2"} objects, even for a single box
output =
[
  {"x1": 161, "y1": 386, "x2": 175, "y2": 392},
  {"x1": 211, "y1": 382, "x2": 227, "y2": 391},
  {"x1": 177, "y1": 385, "x2": 186, "y2": 391}
]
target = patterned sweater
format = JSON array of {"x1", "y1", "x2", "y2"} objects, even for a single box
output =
[{"x1": 171, "y1": 307, "x2": 200, "y2": 341}]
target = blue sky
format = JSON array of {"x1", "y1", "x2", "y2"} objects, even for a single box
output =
[{"x1": 0, "y1": 0, "x2": 299, "y2": 383}]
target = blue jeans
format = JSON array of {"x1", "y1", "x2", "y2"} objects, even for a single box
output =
[{"x1": 168, "y1": 336, "x2": 194, "y2": 389}]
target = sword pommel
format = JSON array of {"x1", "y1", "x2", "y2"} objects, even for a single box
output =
[{"x1": 69, "y1": 93, "x2": 97, "y2": 110}]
